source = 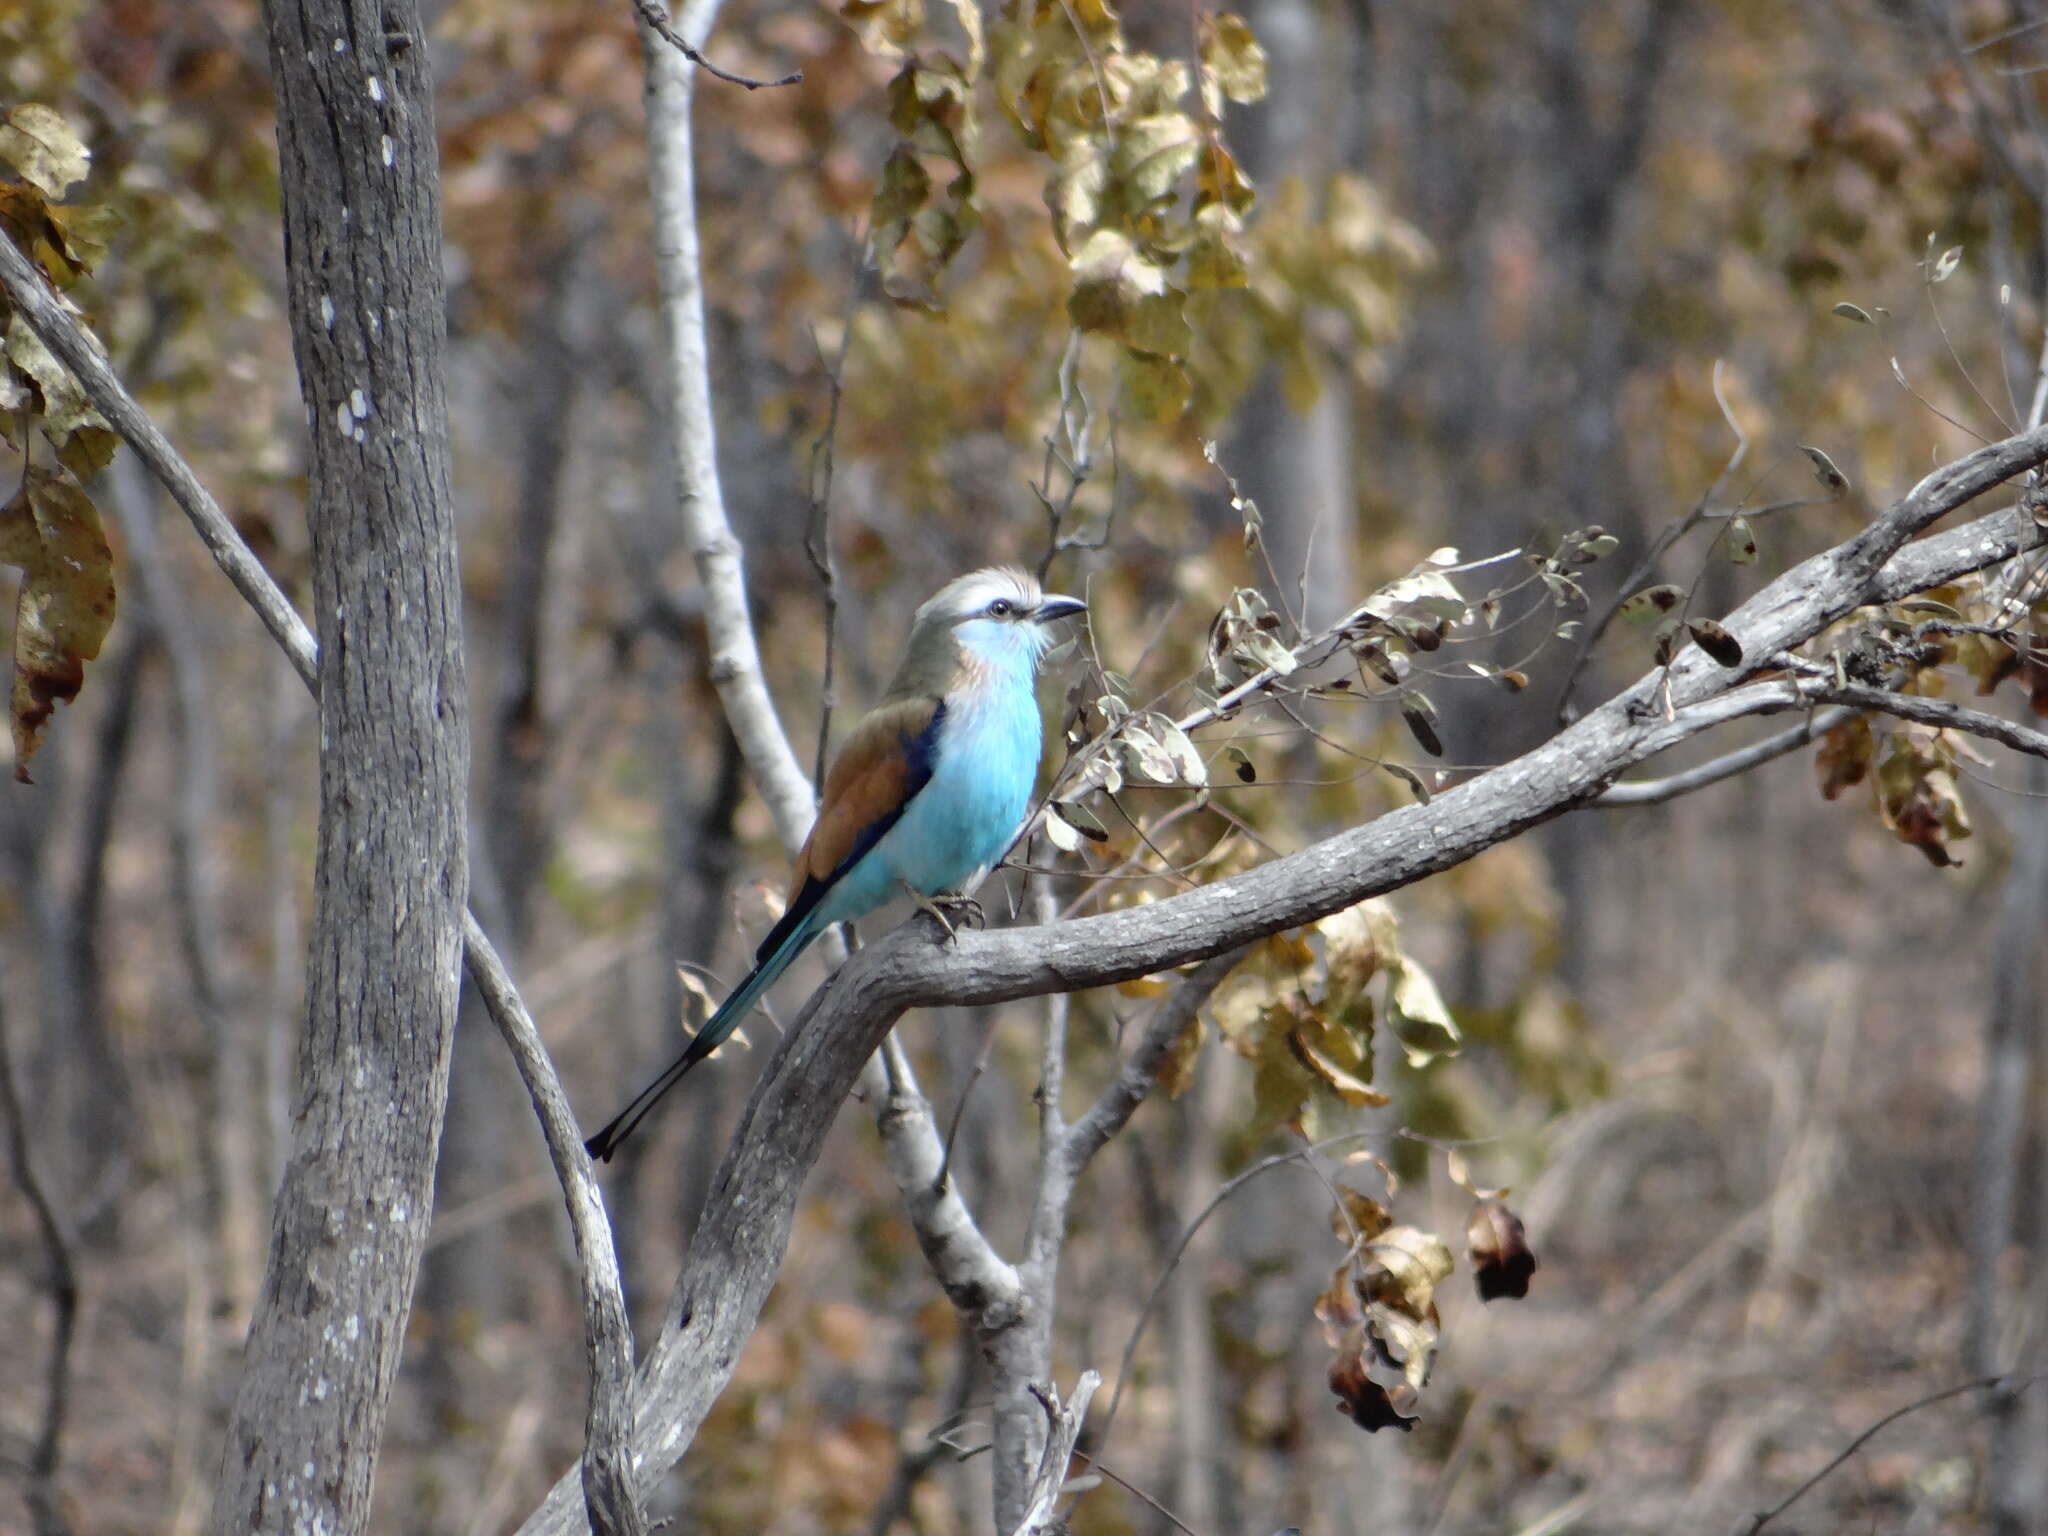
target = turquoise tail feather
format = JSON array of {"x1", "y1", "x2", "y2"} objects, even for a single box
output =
[{"x1": 583, "y1": 916, "x2": 820, "y2": 1162}]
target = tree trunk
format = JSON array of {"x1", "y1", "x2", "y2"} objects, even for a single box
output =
[
  {"x1": 1972, "y1": 767, "x2": 2048, "y2": 1536},
  {"x1": 211, "y1": 2, "x2": 469, "y2": 1531}
]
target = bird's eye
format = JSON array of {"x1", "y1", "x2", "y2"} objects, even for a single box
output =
[{"x1": 988, "y1": 598, "x2": 1014, "y2": 617}]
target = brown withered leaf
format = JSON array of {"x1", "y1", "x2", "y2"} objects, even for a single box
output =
[
  {"x1": 1467, "y1": 1198, "x2": 1538, "y2": 1301},
  {"x1": 1318, "y1": 903, "x2": 1384, "y2": 1020},
  {"x1": 1068, "y1": 231, "x2": 1189, "y2": 356},
  {"x1": 1288, "y1": 1018, "x2": 1386, "y2": 1108},
  {"x1": 1238, "y1": 999, "x2": 1317, "y2": 1136},
  {"x1": 1815, "y1": 714, "x2": 1873, "y2": 800},
  {"x1": 6, "y1": 311, "x2": 106, "y2": 441},
  {"x1": 1687, "y1": 619, "x2": 1743, "y2": 669},
  {"x1": 1313, "y1": 1260, "x2": 1361, "y2": 1342},
  {"x1": 41, "y1": 200, "x2": 118, "y2": 280},
  {"x1": 2027, "y1": 636, "x2": 2048, "y2": 717},
  {"x1": 867, "y1": 61, "x2": 980, "y2": 307},
  {"x1": 1386, "y1": 956, "x2": 1461, "y2": 1067},
  {"x1": 1365, "y1": 1300, "x2": 1438, "y2": 1391},
  {"x1": 1617, "y1": 583, "x2": 1684, "y2": 622},
  {"x1": 1875, "y1": 734, "x2": 1971, "y2": 867},
  {"x1": 1328, "y1": 1184, "x2": 1391, "y2": 1248},
  {"x1": 0, "y1": 105, "x2": 91, "y2": 199},
  {"x1": 1110, "y1": 112, "x2": 1201, "y2": 223},
  {"x1": 1361, "y1": 1225, "x2": 1454, "y2": 1318},
  {"x1": 1327, "y1": 1329, "x2": 1418, "y2": 1433},
  {"x1": 1798, "y1": 442, "x2": 1851, "y2": 497},
  {"x1": 1400, "y1": 698, "x2": 1443, "y2": 757},
  {"x1": 3, "y1": 471, "x2": 117, "y2": 781},
  {"x1": 1316, "y1": 1267, "x2": 1418, "y2": 1432},
  {"x1": 0, "y1": 183, "x2": 89, "y2": 289},
  {"x1": 1197, "y1": 12, "x2": 1268, "y2": 113},
  {"x1": 55, "y1": 424, "x2": 118, "y2": 482},
  {"x1": 1652, "y1": 615, "x2": 1683, "y2": 666},
  {"x1": 1122, "y1": 347, "x2": 1190, "y2": 423},
  {"x1": 840, "y1": 0, "x2": 923, "y2": 53}
]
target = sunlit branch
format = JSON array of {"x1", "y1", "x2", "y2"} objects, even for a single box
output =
[{"x1": 635, "y1": 0, "x2": 1022, "y2": 1425}]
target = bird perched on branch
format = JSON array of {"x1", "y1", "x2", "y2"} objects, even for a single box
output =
[{"x1": 584, "y1": 566, "x2": 1087, "y2": 1162}]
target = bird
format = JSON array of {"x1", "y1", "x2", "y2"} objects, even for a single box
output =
[{"x1": 584, "y1": 566, "x2": 1087, "y2": 1162}]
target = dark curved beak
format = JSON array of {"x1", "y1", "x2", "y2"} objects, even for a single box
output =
[{"x1": 1037, "y1": 593, "x2": 1087, "y2": 622}]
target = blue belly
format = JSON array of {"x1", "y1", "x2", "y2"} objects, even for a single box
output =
[{"x1": 814, "y1": 682, "x2": 1040, "y2": 923}]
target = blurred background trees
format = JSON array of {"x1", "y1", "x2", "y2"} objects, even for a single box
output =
[{"x1": 3, "y1": 0, "x2": 2046, "y2": 1531}]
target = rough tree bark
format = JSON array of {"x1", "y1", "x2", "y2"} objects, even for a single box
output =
[{"x1": 209, "y1": 2, "x2": 471, "y2": 1532}]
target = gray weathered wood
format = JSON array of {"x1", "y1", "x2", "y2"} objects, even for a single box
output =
[{"x1": 209, "y1": 3, "x2": 470, "y2": 1531}]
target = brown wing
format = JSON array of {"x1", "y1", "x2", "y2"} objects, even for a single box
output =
[{"x1": 753, "y1": 694, "x2": 945, "y2": 964}]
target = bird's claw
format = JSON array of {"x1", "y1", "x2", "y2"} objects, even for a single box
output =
[
  {"x1": 908, "y1": 889, "x2": 984, "y2": 945},
  {"x1": 936, "y1": 893, "x2": 985, "y2": 932}
]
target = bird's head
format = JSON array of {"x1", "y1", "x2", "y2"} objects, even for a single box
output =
[{"x1": 892, "y1": 566, "x2": 1087, "y2": 691}]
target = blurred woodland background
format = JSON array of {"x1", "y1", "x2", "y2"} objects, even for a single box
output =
[{"x1": 4, "y1": 0, "x2": 2048, "y2": 1531}]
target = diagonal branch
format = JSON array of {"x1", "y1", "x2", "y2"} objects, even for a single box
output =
[
  {"x1": 1061, "y1": 946, "x2": 1249, "y2": 1177},
  {"x1": 1740, "y1": 1374, "x2": 2039, "y2": 1535},
  {"x1": 512, "y1": 417, "x2": 2048, "y2": 1531},
  {"x1": 1867, "y1": 501, "x2": 2046, "y2": 605},
  {"x1": 0, "y1": 236, "x2": 317, "y2": 689},
  {"x1": 463, "y1": 920, "x2": 641, "y2": 1536},
  {"x1": 876, "y1": 1054, "x2": 1026, "y2": 1326},
  {"x1": 0, "y1": 212, "x2": 639, "y2": 1536}
]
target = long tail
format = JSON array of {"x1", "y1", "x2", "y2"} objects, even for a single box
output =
[{"x1": 583, "y1": 918, "x2": 818, "y2": 1163}]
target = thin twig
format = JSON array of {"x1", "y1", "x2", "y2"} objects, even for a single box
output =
[
  {"x1": 804, "y1": 249, "x2": 870, "y2": 786},
  {"x1": 864, "y1": 1330, "x2": 980, "y2": 1536},
  {"x1": 1739, "y1": 1374, "x2": 2039, "y2": 1534},
  {"x1": 463, "y1": 920, "x2": 642, "y2": 1534},
  {"x1": 630, "y1": 0, "x2": 802, "y2": 88},
  {"x1": 1093, "y1": 1131, "x2": 1387, "y2": 1457},
  {"x1": 1034, "y1": 329, "x2": 1099, "y2": 579},
  {"x1": 0, "y1": 957, "x2": 81, "y2": 1536},
  {"x1": 1067, "y1": 1449, "x2": 1203, "y2": 1536},
  {"x1": 1801, "y1": 679, "x2": 2048, "y2": 761},
  {"x1": 1553, "y1": 358, "x2": 1751, "y2": 724},
  {"x1": 1596, "y1": 707, "x2": 1854, "y2": 806},
  {"x1": 1062, "y1": 947, "x2": 1247, "y2": 1176},
  {"x1": 934, "y1": 1009, "x2": 1003, "y2": 1193}
]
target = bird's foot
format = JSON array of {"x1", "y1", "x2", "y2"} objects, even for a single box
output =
[
  {"x1": 906, "y1": 888, "x2": 984, "y2": 945},
  {"x1": 935, "y1": 892, "x2": 985, "y2": 932}
]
